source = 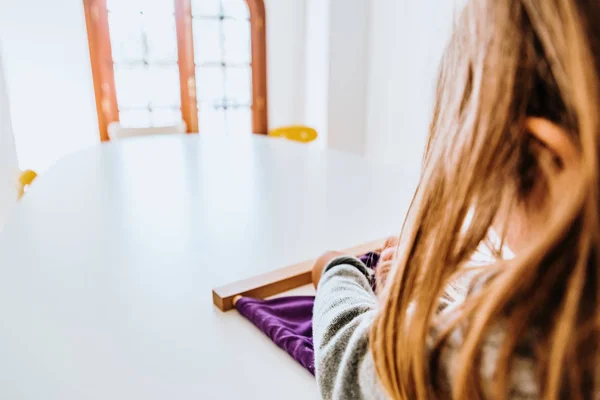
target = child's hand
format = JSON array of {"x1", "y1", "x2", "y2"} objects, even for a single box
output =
[
  {"x1": 312, "y1": 251, "x2": 345, "y2": 288},
  {"x1": 380, "y1": 236, "x2": 398, "y2": 262},
  {"x1": 376, "y1": 236, "x2": 399, "y2": 289}
]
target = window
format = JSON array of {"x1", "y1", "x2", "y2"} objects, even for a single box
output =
[{"x1": 83, "y1": 0, "x2": 268, "y2": 141}]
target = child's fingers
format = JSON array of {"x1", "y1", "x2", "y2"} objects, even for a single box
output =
[
  {"x1": 383, "y1": 236, "x2": 399, "y2": 250},
  {"x1": 381, "y1": 236, "x2": 399, "y2": 256},
  {"x1": 381, "y1": 247, "x2": 396, "y2": 262},
  {"x1": 375, "y1": 237, "x2": 399, "y2": 291}
]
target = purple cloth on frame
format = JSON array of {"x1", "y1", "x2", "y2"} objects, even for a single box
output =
[
  {"x1": 235, "y1": 252, "x2": 380, "y2": 375},
  {"x1": 235, "y1": 296, "x2": 316, "y2": 373}
]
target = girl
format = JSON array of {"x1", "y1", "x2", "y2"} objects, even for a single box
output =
[{"x1": 312, "y1": 0, "x2": 600, "y2": 398}]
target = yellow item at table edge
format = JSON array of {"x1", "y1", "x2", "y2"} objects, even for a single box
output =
[
  {"x1": 268, "y1": 126, "x2": 318, "y2": 143},
  {"x1": 18, "y1": 170, "x2": 37, "y2": 199}
]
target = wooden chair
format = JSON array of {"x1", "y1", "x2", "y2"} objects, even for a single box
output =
[
  {"x1": 268, "y1": 125, "x2": 318, "y2": 143},
  {"x1": 108, "y1": 121, "x2": 187, "y2": 140}
]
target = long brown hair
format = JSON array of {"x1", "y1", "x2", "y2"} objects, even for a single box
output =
[{"x1": 371, "y1": 0, "x2": 600, "y2": 398}]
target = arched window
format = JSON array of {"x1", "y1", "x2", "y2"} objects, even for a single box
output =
[{"x1": 83, "y1": 0, "x2": 268, "y2": 141}]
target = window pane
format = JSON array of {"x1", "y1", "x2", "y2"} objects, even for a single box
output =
[
  {"x1": 225, "y1": 67, "x2": 251, "y2": 104},
  {"x1": 141, "y1": 0, "x2": 174, "y2": 15},
  {"x1": 107, "y1": 0, "x2": 142, "y2": 14},
  {"x1": 196, "y1": 67, "x2": 225, "y2": 102},
  {"x1": 199, "y1": 103, "x2": 226, "y2": 134},
  {"x1": 114, "y1": 65, "x2": 149, "y2": 108},
  {"x1": 119, "y1": 109, "x2": 151, "y2": 128},
  {"x1": 147, "y1": 65, "x2": 181, "y2": 108},
  {"x1": 190, "y1": 0, "x2": 254, "y2": 135},
  {"x1": 192, "y1": 19, "x2": 222, "y2": 64},
  {"x1": 223, "y1": 19, "x2": 250, "y2": 64},
  {"x1": 108, "y1": 13, "x2": 144, "y2": 63},
  {"x1": 151, "y1": 108, "x2": 183, "y2": 127},
  {"x1": 225, "y1": 107, "x2": 252, "y2": 134},
  {"x1": 191, "y1": 0, "x2": 221, "y2": 17},
  {"x1": 222, "y1": 0, "x2": 250, "y2": 19},
  {"x1": 143, "y1": 14, "x2": 178, "y2": 63}
]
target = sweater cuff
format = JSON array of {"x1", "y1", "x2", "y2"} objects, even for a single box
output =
[{"x1": 323, "y1": 255, "x2": 373, "y2": 282}]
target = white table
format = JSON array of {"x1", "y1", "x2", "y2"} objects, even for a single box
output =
[{"x1": 0, "y1": 134, "x2": 419, "y2": 399}]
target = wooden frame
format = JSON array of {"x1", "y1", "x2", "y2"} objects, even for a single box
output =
[
  {"x1": 212, "y1": 238, "x2": 386, "y2": 311},
  {"x1": 174, "y1": 0, "x2": 199, "y2": 133},
  {"x1": 83, "y1": 0, "x2": 269, "y2": 139},
  {"x1": 83, "y1": 0, "x2": 118, "y2": 142},
  {"x1": 246, "y1": 0, "x2": 269, "y2": 134}
]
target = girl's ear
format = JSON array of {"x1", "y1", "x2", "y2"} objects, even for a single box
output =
[
  {"x1": 525, "y1": 117, "x2": 579, "y2": 173},
  {"x1": 500, "y1": 117, "x2": 581, "y2": 255}
]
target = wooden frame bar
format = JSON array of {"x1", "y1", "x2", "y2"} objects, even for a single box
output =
[
  {"x1": 247, "y1": 0, "x2": 269, "y2": 134},
  {"x1": 174, "y1": 0, "x2": 199, "y2": 133},
  {"x1": 212, "y1": 238, "x2": 386, "y2": 311},
  {"x1": 83, "y1": 0, "x2": 119, "y2": 142}
]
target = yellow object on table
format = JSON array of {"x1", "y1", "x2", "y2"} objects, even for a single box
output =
[
  {"x1": 17, "y1": 169, "x2": 37, "y2": 199},
  {"x1": 268, "y1": 125, "x2": 318, "y2": 143},
  {"x1": 0, "y1": 168, "x2": 37, "y2": 231}
]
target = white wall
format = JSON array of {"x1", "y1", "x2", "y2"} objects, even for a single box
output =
[
  {"x1": 301, "y1": 0, "x2": 455, "y2": 163},
  {"x1": 326, "y1": 0, "x2": 370, "y2": 155},
  {"x1": 0, "y1": 45, "x2": 21, "y2": 229},
  {"x1": 0, "y1": 46, "x2": 18, "y2": 170},
  {"x1": 0, "y1": 0, "x2": 98, "y2": 172},
  {"x1": 0, "y1": 0, "x2": 307, "y2": 171},
  {"x1": 365, "y1": 0, "x2": 459, "y2": 166},
  {"x1": 303, "y1": 0, "x2": 329, "y2": 148},
  {"x1": 265, "y1": 0, "x2": 306, "y2": 129},
  {"x1": 303, "y1": 0, "x2": 371, "y2": 155}
]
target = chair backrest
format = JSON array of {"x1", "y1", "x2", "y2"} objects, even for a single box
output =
[
  {"x1": 268, "y1": 125, "x2": 318, "y2": 143},
  {"x1": 108, "y1": 121, "x2": 187, "y2": 140}
]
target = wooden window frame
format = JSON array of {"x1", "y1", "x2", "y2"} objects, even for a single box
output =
[{"x1": 83, "y1": 0, "x2": 268, "y2": 141}]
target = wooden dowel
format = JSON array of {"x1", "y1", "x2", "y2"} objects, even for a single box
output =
[
  {"x1": 212, "y1": 238, "x2": 386, "y2": 311},
  {"x1": 232, "y1": 295, "x2": 242, "y2": 306}
]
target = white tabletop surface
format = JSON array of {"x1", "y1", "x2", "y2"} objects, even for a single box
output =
[{"x1": 0, "y1": 134, "x2": 419, "y2": 399}]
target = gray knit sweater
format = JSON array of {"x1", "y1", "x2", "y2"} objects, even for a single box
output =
[{"x1": 312, "y1": 256, "x2": 538, "y2": 400}]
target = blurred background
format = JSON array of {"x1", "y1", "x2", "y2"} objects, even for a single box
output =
[{"x1": 0, "y1": 0, "x2": 463, "y2": 172}]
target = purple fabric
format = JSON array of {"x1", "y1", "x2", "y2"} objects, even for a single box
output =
[
  {"x1": 235, "y1": 252, "x2": 380, "y2": 375},
  {"x1": 235, "y1": 296, "x2": 317, "y2": 373}
]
